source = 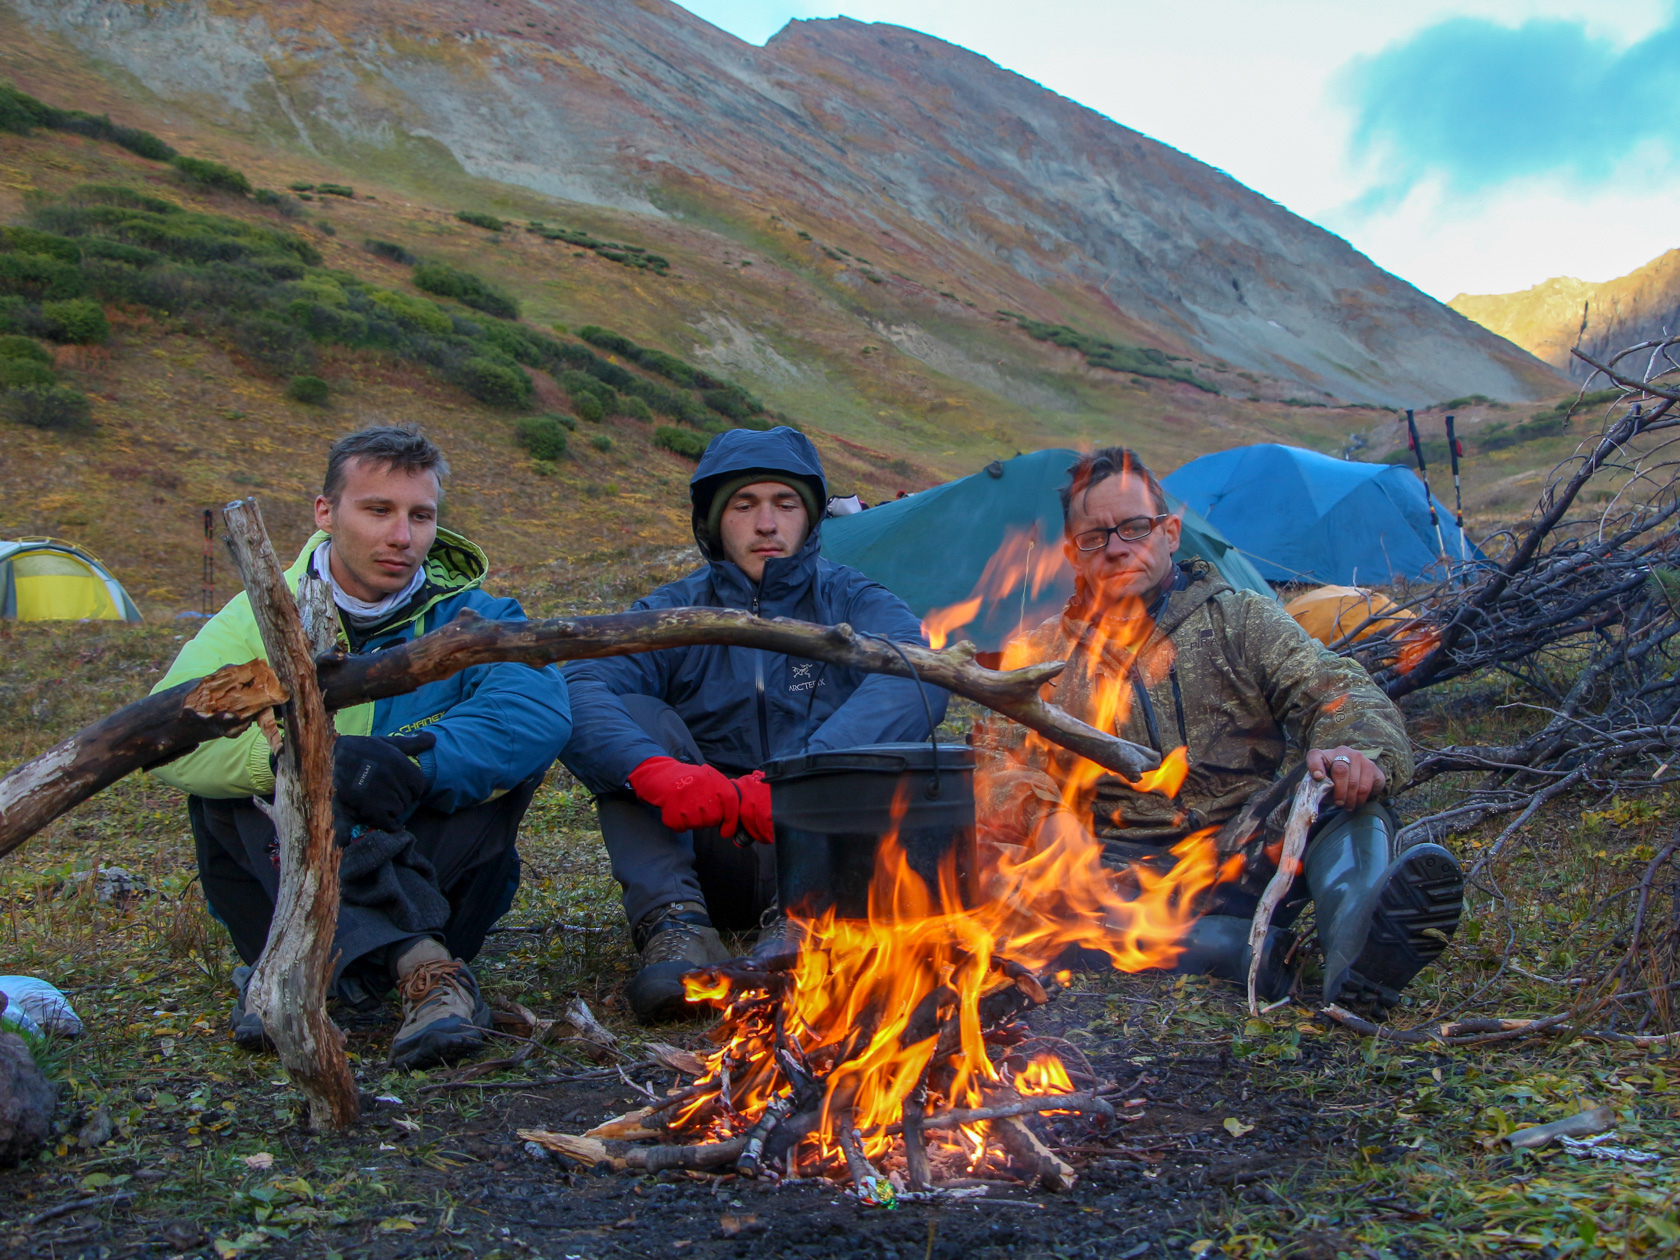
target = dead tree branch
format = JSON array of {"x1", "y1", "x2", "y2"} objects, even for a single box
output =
[
  {"x1": 222, "y1": 499, "x2": 357, "y2": 1132},
  {"x1": 0, "y1": 609, "x2": 1158, "y2": 860}
]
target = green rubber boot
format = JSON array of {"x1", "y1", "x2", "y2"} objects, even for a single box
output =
[
  {"x1": 1169, "y1": 914, "x2": 1295, "y2": 1001},
  {"x1": 1305, "y1": 806, "x2": 1464, "y2": 1014}
]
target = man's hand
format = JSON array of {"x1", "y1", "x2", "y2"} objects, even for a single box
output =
[
  {"x1": 734, "y1": 771, "x2": 773, "y2": 845},
  {"x1": 1307, "y1": 746, "x2": 1386, "y2": 810},
  {"x1": 333, "y1": 733, "x2": 435, "y2": 833},
  {"x1": 628, "y1": 756, "x2": 742, "y2": 837}
]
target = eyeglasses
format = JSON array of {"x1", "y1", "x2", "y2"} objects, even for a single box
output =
[{"x1": 1071, "y1": 514, "x2": 1170, "y2": 552}]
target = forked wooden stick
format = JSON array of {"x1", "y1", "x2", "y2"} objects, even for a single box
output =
[
  {"x1": 0, "y1": 609, "x2": 1160, "y2": 861},
  {"x1": 223, "y1": 499, "x2": 358, "y2": 1132},
  {"x1": 1246, "y1": 776, "x2": 1331, "y2": 1015}
]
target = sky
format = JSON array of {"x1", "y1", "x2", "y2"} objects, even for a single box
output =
[{"x1": 671, "y1": 0, "x2": 1676, "y2": 301}]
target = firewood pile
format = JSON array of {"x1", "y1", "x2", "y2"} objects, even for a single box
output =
[{"x1": 1323, "y1": 335, "x2": 1680, "y2": 1039}]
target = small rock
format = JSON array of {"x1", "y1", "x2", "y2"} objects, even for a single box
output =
[
  {"x1": 160, "y1": 1219, "x2": 206, "y2": 1252},
  {"x1": 66, "y1": 866, "x2": 150, "y2": 904},
  {"x1": 77, "y1": 1106, "x2": 113, "y2": 1149},
  {"x1": 0, "y1": 1031, "x2": 54, "y2": 1167},
  {"x1": 523, "y1": 1140, "x2": 553, "y2": 1162}
]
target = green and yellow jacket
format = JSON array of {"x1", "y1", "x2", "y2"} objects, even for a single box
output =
[{"x1": 150, "y1": 529, "x2": 571, "y2": 811}]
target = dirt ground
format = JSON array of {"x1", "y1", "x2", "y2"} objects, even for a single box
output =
[{"x1": 0, "y1": 966, "x2": 1359, "y2": 1260}]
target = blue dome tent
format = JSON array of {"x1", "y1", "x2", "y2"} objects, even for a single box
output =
[
  {"x1": 1160, "y1": 443, "x2": 1481, "y2": 586},
  {"x1": 822, "y1": 448, "x2": 1273, "y2": 654}
]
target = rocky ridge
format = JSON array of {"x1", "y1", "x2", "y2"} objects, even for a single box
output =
[{"x1": 6, "y1": 0, "x2": 1560, "y2": 407}]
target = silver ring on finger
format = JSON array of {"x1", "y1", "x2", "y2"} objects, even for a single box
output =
[{"x1": 1331, "y1": 755, "x2": 1351, "y2": 765}]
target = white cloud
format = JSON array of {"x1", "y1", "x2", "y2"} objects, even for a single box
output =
[{"x1": 673, "y1": 1, "x2": 1676, "y2": 298}]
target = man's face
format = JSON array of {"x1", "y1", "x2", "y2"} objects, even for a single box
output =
[
  {"x1": 719, "y1": 481, "x2": 809, "y2": 583},
  {"x1": 313, "y1": 458, "x2": 440, "y2": 602},
  {"x1": 1062, "y1": 471, "x2": 1181, "y2": 612}
]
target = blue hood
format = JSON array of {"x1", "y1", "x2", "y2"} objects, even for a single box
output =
[{"x1": 690, "y1": 426, "x2": 828, "y2": 560}]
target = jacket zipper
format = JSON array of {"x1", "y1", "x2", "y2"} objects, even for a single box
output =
[{"x1": 752, "y1": 594, "x2": 770, "y2": 761}]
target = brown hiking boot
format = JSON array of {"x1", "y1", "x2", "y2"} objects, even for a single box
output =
[
  {"x1": 747, "y1": 910, "x2": 805, "y2": 971},
  {"x1": 389, "y1": 958, "x2": 489, "y2": 1070},
  {"x1": 626, "y1": 900, "x2": 731, "y2": 1024}
]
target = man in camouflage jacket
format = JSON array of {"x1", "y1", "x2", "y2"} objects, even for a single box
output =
[{"x1": 973, "y1": 448, "x2": 1462, "y2": 1013}]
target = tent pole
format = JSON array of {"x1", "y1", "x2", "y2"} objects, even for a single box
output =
[
  {"x1": 1406, "y1": 409, "x2": 1448, "y2": 569},
  {"x1": 1444, "y1": 414, "x2": 1469, "y2": 581}
]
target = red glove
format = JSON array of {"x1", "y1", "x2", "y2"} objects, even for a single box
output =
[
  {"x1": 628, "y1": 756, "x2": 741, "y2": 837},
  {"x1": 735, "y1": 771, "x2": 773, "y2": 845}
]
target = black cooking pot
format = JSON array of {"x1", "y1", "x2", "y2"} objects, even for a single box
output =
[{"x1": 762, "y1": 742, "x2": 976, "y2": 920}]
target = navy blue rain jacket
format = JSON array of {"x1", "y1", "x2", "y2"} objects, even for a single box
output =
[{"x1": 560, "y1": 427, "x2": 946, "y2": 793}]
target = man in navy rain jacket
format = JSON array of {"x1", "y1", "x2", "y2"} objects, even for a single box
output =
[
  {"x1": 153, "y1": 427, "x2": 572, "y2": 1068},
  {"x1": 562, "y1": 426, "x2": 945, "y2": 1021}
]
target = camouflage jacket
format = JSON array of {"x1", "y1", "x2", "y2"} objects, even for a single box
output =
[{"x1": 972, "y1": 560, "x2": 1412, "y2": 855}]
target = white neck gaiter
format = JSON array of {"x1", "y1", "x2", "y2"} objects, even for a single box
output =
[{"x1": 311, "y1": 541, "x2": 428, "y2": 629}]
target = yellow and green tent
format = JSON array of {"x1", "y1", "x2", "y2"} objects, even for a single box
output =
[{"x1": 0, "y1": 538, "x2": 142, "y2": 623}]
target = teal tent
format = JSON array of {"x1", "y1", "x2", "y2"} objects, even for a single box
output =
[{"x1": 822, "y1": 448, "x2": 1273, "y2": 654}]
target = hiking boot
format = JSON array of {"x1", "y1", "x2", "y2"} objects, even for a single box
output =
[
  {"x1": 1169, "y1": 914, "x2": 1296, "y2": 1002},
  {"x1": 746, "y1": 912, "x2": 805, "y2": 972},
  {"x1": 228, "y1": 965, "x2": 272, "y2": 1053},
  {"x1": 389, "y1": 958, "x2": 490, "y2": 1070},
  {"x1": 626, "y1": 900, "x2": 731, "y2": 1024},
  {"x1": 1306, "y1": 809, "x2": 1464, "y2": 1015}
]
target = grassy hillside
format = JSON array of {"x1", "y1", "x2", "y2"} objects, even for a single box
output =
[{"x1": 0, "y1": 62, "x2": 1591, "y2": 619}]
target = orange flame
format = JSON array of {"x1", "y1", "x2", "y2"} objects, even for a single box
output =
[
  {"x1": 1014, "y1": 1052, "x2": 1074, "y2": 1096},
  {"x1": 920, "y1": 526, "x2": 1066, "y2": 649},
  {"x1": 673, "y1": 529, "x2": 1225, "y2": 1182}
]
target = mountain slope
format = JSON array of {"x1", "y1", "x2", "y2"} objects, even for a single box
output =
[
  {"x1": 4, "y1": 0, "x2": 1560, "y2": 407},
  {"x1": 1452, "y1": 250, "x2": 1680, "y2": 381}
]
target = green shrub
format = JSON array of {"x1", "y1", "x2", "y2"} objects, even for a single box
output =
[
  {"x1": 171, "y1": 155, "x2": 252, "y2": 196},
  {"x1": 288, "y1": 183, "x2": 315, "y2": 193},
  {"x1": 654, "y1": 425, "x2": 708, "y2": 460},
  {"x1": 623, "y1": 396, "x2": 654, "y2": 422},
  {"x1": 412, "y1": 262, "x2": 519, "y2": 319},
  {"x1": 459, "y1": 357, "x2": 532, "y2": 408},
  {"x1": 315, "y1": 220, "x2": 336, "y2": 237},
  {"x1": 81, "y1": 238, "x2": 161, "y2": 268},
  {"x1": 575, "y1": 393, "x2": 605, "y2": 424},
  {"x1": 3, "y1": 383, "x2": 92, "y2": 431},
  {"x1": 316, "y1": 184, "x2": 354, "y2": 198},
  {"x1": 253, "y1": 189, "x2": 304, "y2": 219},
  {"x1": 367, "y1": 289, "x2": 451, "y2": 335},
  {"x1": 516, "y1": 414, "x2": 568, "y2": 460},
  {"x1": 66, "y1": 184, "x2": 181, "y2": 215},
  {"x1": 0, "y1": 226, "x2": 82, "y2": 265},
  {"x1": 0, "y1": 358, "x2": 55, "y2": 388},
  {"x1": 0, "y1": 82, "x2": 174, "y2": 160},
  {"x1": 588, "y1": 433, "x2": 613, "y2": 452},
  {"x1": 287, "y1": 374, "x2": 329, "y2": 405},
  {"x1": 41, "y1": 298, "x2": 109, "y2": 344},
  {"x1": 552, "y1": 411, "x2": 577, "y2": 430},
  {"x1": 364, "y1": 238, "x2": 417, "y2": 265},
  {"x1": 0, "y1": 253, "x2": 83, "y2": 301},
  {"x1": 456, "y1": 210, "x2": 505, "y2": 231},
  {"x1": 0, "y1": 335, "x2": 50, "y2": 363}
]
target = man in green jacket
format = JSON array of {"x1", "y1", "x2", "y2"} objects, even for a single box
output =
[
  {"x1": 974, "y1": 446, "x2": 1464, "y2": 1013},
  {"x1": 152, "y1": 427, "x2": 572, "y2": 1068}
]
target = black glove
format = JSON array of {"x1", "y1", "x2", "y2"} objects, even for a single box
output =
[{"x1": 332, "y1": 733, "x2": 436, "y2": 834}]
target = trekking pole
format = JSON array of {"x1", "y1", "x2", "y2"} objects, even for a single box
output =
[
  {"x1": 1444, "y1": 414, "x2": 1468, "y2": 577},
  {"x1": 201, "y1": 508, "x2": 214, "y2": 615},
  {"x1": 1405, "y1": 409, "x2": 1448, "y2": 568}
]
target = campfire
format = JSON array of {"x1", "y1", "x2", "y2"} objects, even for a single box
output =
[{"x1": 523, "y1": 746, "x2": 1228, "y2": 1199}]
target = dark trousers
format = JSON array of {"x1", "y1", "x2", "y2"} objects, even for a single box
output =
[
  {"x1": 595, "y1": 695, "x2": 777, "y2": 932},
  {"x1": 190, "y1": 774, "x2": 539, "y2": 997}
]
